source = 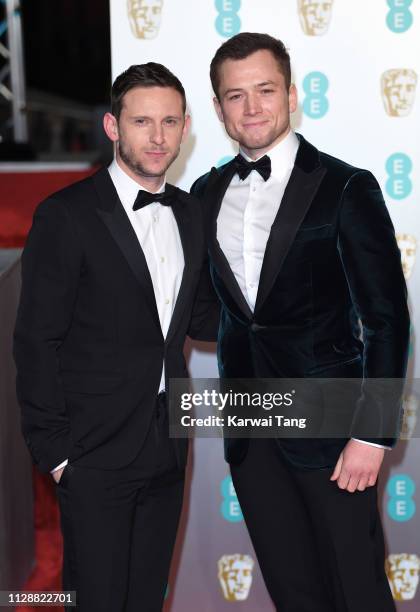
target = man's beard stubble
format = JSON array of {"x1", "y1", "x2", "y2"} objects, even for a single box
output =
[
  {"x1": 118, "y1": 140, "x2": 179, "y2": 179},
  {"x1": 236, "y1": 123, "x2": 291, "y2": 157}
]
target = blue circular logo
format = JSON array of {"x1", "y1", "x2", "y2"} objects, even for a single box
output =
[
  {"x1": 215, "y1": 0, "x2": 240, "y2": 10},
  {"x1": 215, "y1": 0, "x2": 241, "y2": 38},
  {"x1": 302, "y1": 72, "x2": 329, "y2": 119},
  {"x1": 220, "y1": 475, "x2": 243, "y2": 522},
  {"x1": 386, "y1": 0, "x2": 413, "y2": 33},
  {"x1": 387, "y1": 474, "x2": 416, "y2": 522},
  {"x1": 385, "y1": 153, "x2": 412, "y2": 199}
]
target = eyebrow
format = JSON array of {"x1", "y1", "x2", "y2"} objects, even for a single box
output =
[
  {"x1": 130, "y1": 114, "x2": 183, "y2": 120},
  {"x1": 223, "y1": 81, "x2": 278, "y2": 96}
]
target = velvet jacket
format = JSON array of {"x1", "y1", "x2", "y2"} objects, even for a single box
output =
[{"x1": 192, "y1": 134, "x2": 410, "y2": 469}]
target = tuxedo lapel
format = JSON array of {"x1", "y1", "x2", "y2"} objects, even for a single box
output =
[
  {"x1": 254, "y1": 136, "x2": 326, "y2": 313},
  {"x1": 93, "y1": 169, "x2": 162, "y2": 332},
  {"x1": 207, "y1": 162, "x2": 253, "y2": 320},
  {"x1": 165, "y1": 190, "x2": 193, "y2": 345}
]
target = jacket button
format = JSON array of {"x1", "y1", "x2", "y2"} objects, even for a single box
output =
[{"x1": 251, "y1": 323, "x2": 261, "y2": 332}]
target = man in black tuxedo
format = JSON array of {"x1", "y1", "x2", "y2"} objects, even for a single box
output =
[
  {"x1": 14, "y1": 63, "x2": 218, "y2": 611},
  {"x1": 192, "y1": 33, "x2": 409, "y2": 611}
]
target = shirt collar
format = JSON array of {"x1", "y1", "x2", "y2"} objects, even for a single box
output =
[
  {"x1": 239, "y1": 129, "x2": 299, "y2": 183},
  {"x1": 108, "y1": 158, "x2": 166, "y2": 208}
]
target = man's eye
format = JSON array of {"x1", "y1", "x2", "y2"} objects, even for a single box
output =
[
  {"x1": 165, "y1": 119, "x2": 177, "y2": 125},
  {"x1": 261, "y1": 89, "x2": 274, "y2": 94},
  {"x1": 228, "y1": 94, "x2": 241, "y2": 101}
]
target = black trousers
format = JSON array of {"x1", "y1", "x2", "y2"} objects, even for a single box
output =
[
  {"x1": 56, "y1": 393, "x2": 185, "y2": 612},
  {"x1": 230, "y1": 439, "x2": 395, "y2": 612}
]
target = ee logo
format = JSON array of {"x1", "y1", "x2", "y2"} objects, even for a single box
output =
[
  {"x1": 387, "y1": 474, "x2": 416, "y2": 522},
  {"x1": 303, "y1": 72, "x2": 329, "y2": 119},
  {"x1": 386, "y1": 0, "x2": 413, "y2": 33},
  {"x1": 215, "y1": 0, "x2": 241, "y2": 38},
  {"x1": 385, "y1": 153, "x2": 412, "y2": 199},
  {"x1": 220, "y1": 475, "x2": 243, "y2": 522}
]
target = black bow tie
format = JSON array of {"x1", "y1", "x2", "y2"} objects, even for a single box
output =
[
  {"x1": 234, "y1": 154, "x2": 271, "y2": 182},
  {"x1": 132, "y1": 184, "x2": 176, "y2": 211}
]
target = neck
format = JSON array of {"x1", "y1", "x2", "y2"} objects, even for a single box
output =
[
  {"x1": 241, "y1": 126, "x2": 291, "y2": 160},
  {"x1": 115, "y1": 156, "x2": 164, "y2": 193}
]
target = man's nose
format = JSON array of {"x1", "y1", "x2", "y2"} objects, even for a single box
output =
[
  {"x1": 150, "y1": 124, "x2": 165, "y2": 145},
  {"x1": 244, "y1": 93, "x2": 262, "y2": 115}
]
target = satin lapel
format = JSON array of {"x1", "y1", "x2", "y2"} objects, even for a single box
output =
[
  {"x1": 93, "y1": 169, "x2": 161, "y2": 332},
  {"x1": 254, "y1": 161, "x2": 326, "y2": 314},
  {"x1": 165, "y1": 192, "x2": 193, "y2": 345},
  {"x1": 207, "y1": 163, "x2": 253, "y2": 320}
]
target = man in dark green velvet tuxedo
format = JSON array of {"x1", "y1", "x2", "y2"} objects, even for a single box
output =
[{"x1": 192, "y1": 33, "x2": 409, "y2": 612}]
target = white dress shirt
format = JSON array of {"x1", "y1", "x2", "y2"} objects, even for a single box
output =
[
  {"x1": 108, "y1": 159, "x2": 184, "y2": 375},
  {"x1": 51, "y1": 159, "x2": 184, "y2": 473},
  {"x1": 216, "y1": 129, "x2": 388, "y2": 452},
  {"x1": 217, "y1": 129, "x2": 299, "y2": 311}
]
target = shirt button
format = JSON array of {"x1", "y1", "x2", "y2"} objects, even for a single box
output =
[
  {"x1": 252, "y1": 187, "x2": 257, "y2": 192},
  {"x1": 165, "y1": 299, "x2": 170, "y2": 305},
  {"x1": 160, "y1": 256, "x2": 165, "y2": 263},
  {"x1": 153, "y1": 215, "x2": 158, "y2": 222}
]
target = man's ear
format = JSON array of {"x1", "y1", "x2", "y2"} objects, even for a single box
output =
[
  {"x1": 103, "y1": 112, "x2": 119, "y2": 143},
  {"x1": 213, "y1": 96, "x2": 224, "y2": 123},
  {"x1": 288, "y1": 84, "x2": 298, "y2": 115}
]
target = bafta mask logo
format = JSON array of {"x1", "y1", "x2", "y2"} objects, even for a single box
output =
[
  {"x1": 386, "y1": 554, "x2": 420, "y2": 601},
  {"x1": 298, "y1": 0, "x2": 334, "y2": 36},
  {"x1": 218, "y1": 554, "x2": 254, "y2": 601},
  {"x1": 396, "y1": 234, "x2": 417, "y2": 280},
  {"x1": 127, "y1": 0, "x2": 163, "y2": 40},
  {"x1": 401, "y1": 393, "x2": 418, "y2": 440},
  {"x1": 381, "y1": 69, "x2": 417, "y2": 117}
]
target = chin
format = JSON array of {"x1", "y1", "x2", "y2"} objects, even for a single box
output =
[
  {"x1": 141, "y1": 161, "x2": 167, "y2": 175},
  {"x1": 242, "y1": 137, "x2": 273, "y2": 151}
]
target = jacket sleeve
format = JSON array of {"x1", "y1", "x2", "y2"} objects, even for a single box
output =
[
  {"x1": 188, "y1": 253, "x2": 220, "y2": 342},
  {"x1": 337, "y1": 170, "x2": 410, "y2": 446},
  {"x1": 187, "y1": 185, "x2": 220, "y2": 341},
  {"x1": 13, "y1": 197, "x2": 82, "y2": 473}
]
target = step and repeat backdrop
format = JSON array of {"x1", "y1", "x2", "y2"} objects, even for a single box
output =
[{"x1": 110, "y1": 1, "x2": 419, "y2": 609}]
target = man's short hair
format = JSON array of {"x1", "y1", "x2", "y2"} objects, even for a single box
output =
[
  {"x1": 210, "y1": 32, "x2": 291, "y2": 99},
  {"x1": 111, "y1": 62, "x2": 186, "y2": 120}
]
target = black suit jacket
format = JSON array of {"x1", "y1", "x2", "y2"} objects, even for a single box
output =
[
  {"x1": 192, "y1": 134, "x2": 410, "y2": 469},
  {"x1": 14, "y1": 167, "x2": 218, "y2": 474}
]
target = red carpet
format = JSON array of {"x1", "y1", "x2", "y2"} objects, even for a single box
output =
[
  {"x1": 1, "y1": 164, "x2": 97, "y2": 610},
  {"x1": 16, "y1": 470, "x2": 64, "y2": 612},
  {"x1": 0, "y1": 165, "x2": 97, "y2": 247}
]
